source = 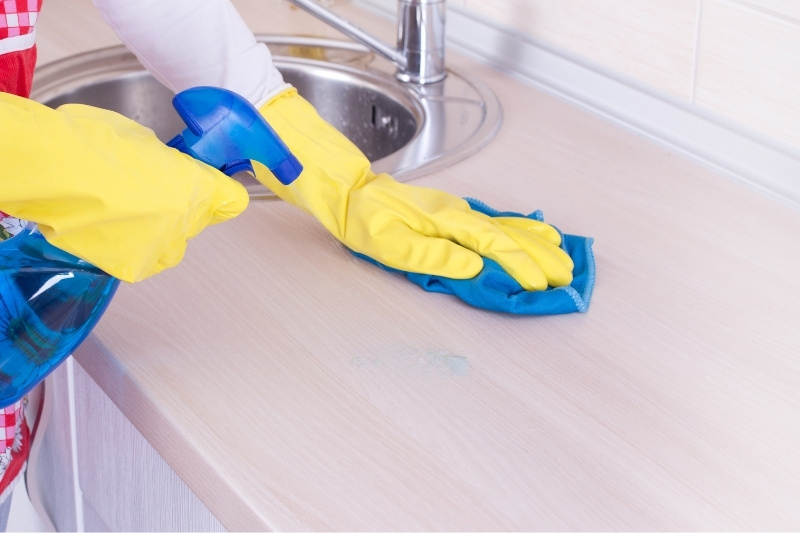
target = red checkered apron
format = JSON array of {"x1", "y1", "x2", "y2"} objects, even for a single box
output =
[
  {"x1": 0, "y1": 0, "x2": 42, "y2": 97},
  {"x1": 0, "y1": 402, "x2": 28, "y2": 501},
  {"x1": 0, "y1": 0, "x2": 41, "y2": 501}
]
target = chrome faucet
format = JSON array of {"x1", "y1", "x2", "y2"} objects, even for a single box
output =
[{"x1": 287, "y1": 0, "x2": 447, "y2": 84}]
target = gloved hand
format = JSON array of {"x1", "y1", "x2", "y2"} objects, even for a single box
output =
[
  {"x1": 0, "y1": 92, "x2": 248, "y2": 283},
  {"x1": 253, "y1": 87, "x2": 573, "y2": 291}
]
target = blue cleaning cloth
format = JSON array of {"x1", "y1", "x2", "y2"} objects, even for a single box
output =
[{"x1": 352, "y1": 198, "x2": 595, "y2": 315}]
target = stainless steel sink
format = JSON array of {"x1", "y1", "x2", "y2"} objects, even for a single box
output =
[{"x1": 31, "y1": 36, "x2": 502, "y2": 198}]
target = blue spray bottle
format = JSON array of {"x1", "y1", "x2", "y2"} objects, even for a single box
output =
[{"x1": 0, "y1": 87, "x2": 302, "y2": 405}]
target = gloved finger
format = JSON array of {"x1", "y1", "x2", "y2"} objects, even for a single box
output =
[
  {"x1": 364, "y1": 218, "x2": 485, "y2": 280},
  {"x1": 206, "y1": 172, "x2": 250, "y2": 225},
  {"x1": 498, "y1": 224, "x2": 574, "y2": 287},
  {"x1": 492, "y1": 216, "x2": 562, "y2": 246},
  {"x1": 431, "y1": 209, "x2": 553, "y2": 291}
]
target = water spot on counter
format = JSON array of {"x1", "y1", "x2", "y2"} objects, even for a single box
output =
[
  {"x1": 350, "y1": 346, "x2": 469, "y2": 377},
  {"x1": 431, "y1": 349, "x2": 469, "y2": 376}
]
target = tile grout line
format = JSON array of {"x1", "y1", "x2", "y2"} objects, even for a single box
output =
[
  {"x1": 689, "y1": 0, "x2": 705, "y2": 104},
  {"x1": 724, "y1": 0, "x2": 800, "y2": 27}
]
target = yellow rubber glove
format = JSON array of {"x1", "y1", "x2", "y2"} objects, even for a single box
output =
[
  {"x1": 0, "y1": 92, "x2": 248, "y2": 283},
  {"x1": 254, "y1": 87, "x2": 573, "y2": 291}
]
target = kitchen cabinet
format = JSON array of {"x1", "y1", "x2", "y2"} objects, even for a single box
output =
[{"x1": 29, "y1": 362, "x2": 224, "y2": 531}]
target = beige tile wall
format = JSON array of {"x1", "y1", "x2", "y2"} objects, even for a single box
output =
[
  {"x1": 463, "y1": 0, "x2": 698, "y2": 100},
  {"x1": 736, "y1": 0, "x2": 800, "y2": 21},
  {"x1": 696, "y1": 0, "x2": 800, "y2": 150},
  {"x1": 460, "y1": 0, "x2": 800, "y2": 153}
]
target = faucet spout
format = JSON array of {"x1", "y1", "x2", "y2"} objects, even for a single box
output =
[{"x1": 287, "y1": 0, "x2": 446, "y2": 84}]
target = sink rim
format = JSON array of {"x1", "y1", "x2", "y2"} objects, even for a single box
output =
[{"x1": 31, "y1": 35, "x2": 503, "y2": 182}]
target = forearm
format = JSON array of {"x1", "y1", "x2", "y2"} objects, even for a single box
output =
[{"x1": 91, "y1": 0, "x2": 285, "y2": 105}]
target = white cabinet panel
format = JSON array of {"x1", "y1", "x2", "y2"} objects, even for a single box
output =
[{"x1": 29, "y1": 362, "x2": 225, "y2": 532}]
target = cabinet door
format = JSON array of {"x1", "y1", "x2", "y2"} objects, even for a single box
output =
[{"x1": 28, "y1": 360, "x2": 225, "y2": 532}]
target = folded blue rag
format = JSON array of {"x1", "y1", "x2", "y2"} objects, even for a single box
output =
[{"x1": 351, "y1": 198, "x2": 595, "y2": 315}]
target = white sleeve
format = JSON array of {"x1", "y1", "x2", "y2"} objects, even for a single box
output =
[{"x1": 91, "y1": 0, "x2": 286, "y2": 105}]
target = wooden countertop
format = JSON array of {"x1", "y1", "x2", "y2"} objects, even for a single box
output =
[{"x1": 36, "y1": 0, "x2": 800, "y2": 530}]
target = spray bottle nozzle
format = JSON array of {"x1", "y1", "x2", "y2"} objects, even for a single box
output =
[{"x1": 167, "y1": 86, "x2": 303, "y2": 185}]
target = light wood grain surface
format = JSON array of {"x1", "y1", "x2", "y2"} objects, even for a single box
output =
[{"x1": 34, "y1": 0, "x2": 800, "y2": 530}]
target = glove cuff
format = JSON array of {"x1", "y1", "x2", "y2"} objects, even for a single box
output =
[
  {"x1": 253, "y1": 87, "x2": 378, "y2": 240},
  {"x1": 254, "y1": 82, "x2": 294, "y2": 109}
]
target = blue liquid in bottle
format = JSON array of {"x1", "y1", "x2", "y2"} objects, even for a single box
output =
[{"x1": 0, "y1": 223, "x2": 119, "y2": 405}]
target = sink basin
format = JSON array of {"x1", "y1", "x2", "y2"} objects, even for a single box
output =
[{"x1": 31, "y1": 36, "x2": 502, "y2": 198}]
